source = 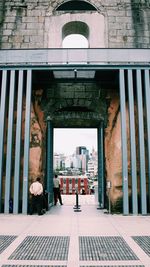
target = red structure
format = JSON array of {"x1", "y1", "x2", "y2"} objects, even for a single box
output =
[{"x1": 59, "y1": 176, "x2": 89, "y2": 195}]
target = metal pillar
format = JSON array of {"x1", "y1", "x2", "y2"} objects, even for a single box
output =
[
  {"x1": 0, "y1": 70, "x2": 7, "y2": 212},
  {"x1": 97, "y1": 121, "x2": 104, "y2": 208},
  {"x1": 13, "y1": 70, "x2": 24, "y2": 214},
  {"x1": 4, "y1": 70, "x2": 15, "y2": 213},
  {"x1": 127, "y1": 70, "x2": 138, "y2": 214},
  {"x1": 47, "y1": 118, "x2": 53, "y2": 206},
  {"x1": 119, "y1": 69, "x2": 129, "y2": 215},
  {"x1": 144, "y1": 69, "x2": 150, "y2": 208},
  {"x1": 22, "y1": 70, "x2": 32, "y2": 214},
  {"x1": 136, "y1": 69, "x2": 147, "y2": 215}
]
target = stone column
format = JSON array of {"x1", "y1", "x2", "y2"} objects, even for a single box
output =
[
  {"x1": 22, "y1": 70, "x2": 32, "y2": 214},
  {"x1": 46, "y1": 117, "x2": 54, "y2": 207},
  {"x1": 97, "y1": 121, "x2": 104, "y2": 208}
]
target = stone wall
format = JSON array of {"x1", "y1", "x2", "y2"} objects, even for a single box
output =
[{"x1": 0, "y1": 0, "x2": 150, "y2": 49}]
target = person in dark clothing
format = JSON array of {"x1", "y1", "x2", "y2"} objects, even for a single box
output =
[
  {"x1": 53, "y1": 174, "x2": 63, "y2": 205},
  {"x1": 29, "y1": 177, "x2": 45, "y2": 215}
]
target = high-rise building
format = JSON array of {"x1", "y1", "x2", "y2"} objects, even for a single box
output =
[{"x1": 54, "y1": 153, "x2": 65, "y2": 170}]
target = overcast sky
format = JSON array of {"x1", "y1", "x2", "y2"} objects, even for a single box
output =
[
  {"x1": 63, "y1": 34, "x2": 88, "y2": 48},
  {"x1": 54, "y1": 128, "x2": 97, "y2": 155}
]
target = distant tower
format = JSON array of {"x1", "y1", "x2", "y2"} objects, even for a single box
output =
[
  {"x1": 76, "y1": 146, "x2": 87, "y2": 155},
  {"x1": 76, "y1": 146, "x2": 89, "y2": 174}
]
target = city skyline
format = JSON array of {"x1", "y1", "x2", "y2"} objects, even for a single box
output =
[{"x1": 54, "y1": 128, "x2": 97, "y2": 156}]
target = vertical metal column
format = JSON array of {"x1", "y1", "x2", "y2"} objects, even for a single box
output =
[
  {"x1": 97, "y1": 121, "x2": 104, "y2": 208},
  {"x1": 13, "y1": 70, "x2": 24, "y2": 214},
  {"x1": 46, "y1": 119, "x2": 53, "y2": 206},
  {"x1": 0, "y1": 70, "x2": 7, "y2": 212},
  {"x1": 4, "y1": 70, "x2": 15, "y2": 213},
  {"x1": 119, "y1": 69, "x2": 129, "y2": 215},
  {"x1": 136, "y1": 69, "x2": 147, "y2": 215},
  {"x1": 22, "y1": 70, "x2": 32, "y2": 214},
  {"x1": 127, "y1": 70, "x2": 138, "y2": 214},
  {"x1": 144, "y1": 69, "x2": 150, "y2": 208}
]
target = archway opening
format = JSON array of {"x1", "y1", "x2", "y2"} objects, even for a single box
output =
[
  {"x1": 62, "y1": 21, "x2": 89, "y2": 48},
  {"x1": 53, "y1": 128, "x2": 99, "y2": 206}
]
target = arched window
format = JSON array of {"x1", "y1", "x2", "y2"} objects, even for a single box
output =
[
  {"x1": 62, "y1": 21, "x2": 89, "y2": 48},
  {"x1": 48, "y1": 1, "x2": 105, "y2": 48},
  {"x1": 56, "y1": 0, "x2": 97, "y2": 11}
]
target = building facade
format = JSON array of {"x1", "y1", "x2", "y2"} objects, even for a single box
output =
[{"x1": 0, "y1": 0, "x2": 150, "y2": 214}]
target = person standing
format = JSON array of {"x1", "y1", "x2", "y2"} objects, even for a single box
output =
[
  {"x1": 53, "y1": 174, "x2": 63, "y2": 205},
  {"x1": 29, "y1": 177, "x2": 44, "y2": 215}
]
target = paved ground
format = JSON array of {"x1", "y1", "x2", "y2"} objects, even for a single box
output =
[{"x1": 0, "y1": 195, "x2": 150, "y2": 267}]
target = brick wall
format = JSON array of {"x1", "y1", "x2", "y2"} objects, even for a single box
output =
[{"x1": 0, "y1": 0, "x2": 150, "y2": 49}]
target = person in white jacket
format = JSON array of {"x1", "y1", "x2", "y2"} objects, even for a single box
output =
[{"x1": 29, "y1": 177, "x2": 44, "y2": 215}]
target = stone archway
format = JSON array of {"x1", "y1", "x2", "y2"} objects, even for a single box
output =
[{"x1": 30, "y1": 69, "x2": 122, "y2": 212}]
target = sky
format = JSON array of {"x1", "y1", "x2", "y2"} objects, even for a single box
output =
[
  {"x1": 54, "y1": 128, "x2": 97, "y2": 156},
  {"x1": 63, "y1": 34, "x2": 88, "y2": 48}
]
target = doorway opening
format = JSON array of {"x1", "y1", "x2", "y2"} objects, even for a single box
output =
[{"x1": 46, "y1": 127, "x2": 106, "y2": 207}]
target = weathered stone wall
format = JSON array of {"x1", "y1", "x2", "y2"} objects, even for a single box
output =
[
  {"x1": 29, "y1": 89, "x2": 47, "y2": 184},
  {"x1": 104, "y1": 87, "x2": 149, "y2": 213},
  {"x1": 0, "y1": 0, "x2": 150, "y2": 49},
  {"x1": 2, "y1": 93, "x2": 46, "y2": 201},
  {"x1": 104, "y1": 89, "x2": 130, "y2": 212},
  {"x1": 105, "y1": 90, "x2": 122, "y2": 206}
]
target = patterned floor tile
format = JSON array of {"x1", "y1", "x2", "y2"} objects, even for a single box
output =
[
  {"x1": 132, "y1": 236, "x2": 150, "y2": 257},
  {"x1": 9, "y1": 236, "x2": 70, "y2": 260},
  {"x1": 79, "y1": 236, "x2": 139, "y2": 260},
  {"x1": 0, "y1": 235, "x2": 17, "y2": 254}
]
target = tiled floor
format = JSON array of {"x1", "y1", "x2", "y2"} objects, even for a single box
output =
[{"x1": 0, "y1": 195, "x2": 150, "y2": 267}]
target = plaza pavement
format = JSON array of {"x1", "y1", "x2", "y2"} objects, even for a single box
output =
[{"x1": 0, "y1": 194, "x2": 150, "y2": 267}]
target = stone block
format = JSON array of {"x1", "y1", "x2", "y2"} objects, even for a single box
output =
[
  {"x1": 1, "y1": 42, "x2": 12, "y2": 49},
  {"x1": 108, "y1": 17, "x2": 116, "y2": 23},
  {"x1": 6, "y1": 23, "x2": 15, "y2": 29},
  {"x1": 5, "y1": 17, "x2": 16, "y2": 23},
  {"x1": 2, "y1": 29, "x2": 12, "y2": 35},
  {"x1": 38, "y1": 16, "x2": 45, "y2": 23},
  {"x1": 21, "y1": 29, "x2": 37, "y2": 35},
  {"x1": 126, "y1": 10, "x2": 132, "y2": 17},
  {"x1": 22, "y1": 17, "x2": 38, "y2": 23},
  {"x1": 21, "y1": 43, "x2": 29, "y2": 48},
  {"x1": 24, "y1": 36, "x2": 30, "y2": 42},
  {"x1": 107, "y1": 10, "x2": 118, "y2": 17},
  {"x1": 30, "y1": 36, "x2": 43, "y2": 43},
  {"x1": 12, "y1": 43, "x2": 21, "y2": 48},
  {"x1": 109, "y1": 29, "x2": 117, "y2": 36},
  {"x1": 1, "y1": 36, "x2": 9, "y2": 42},
  {"x1": 27, "y1": 9, "x2": 46, "y2": 17},
  {"x1": 116, "y1": 16, "x2": 131, "y2": 23},
  {"x1": 27, "y1": 23, "x2": 39, "y2": 29},
  {"x1": 126, "y1": 23, "x2": 133, "y2": 30}
]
